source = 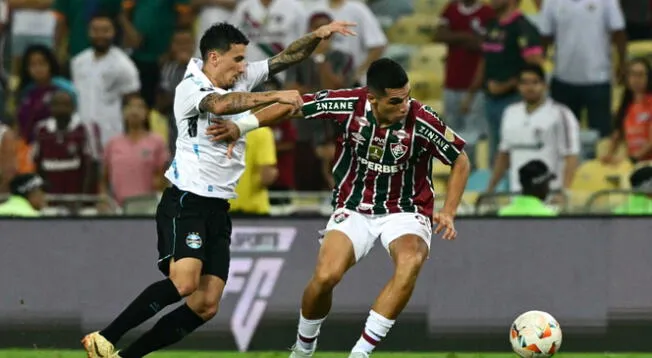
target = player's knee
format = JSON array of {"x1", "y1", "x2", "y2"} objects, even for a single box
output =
[
  {"x1": 312, "y1": 265, "x2": 345, "y2": 291},
  {"x1": 195, "y1": 300, "x2": 219, "y2": 321},
  {"x1": 394, "y1": 251, "x2": 427, "y2": 282},
  {"x1": 169, "y1": 276, "x2": 200, "y2": 297}
]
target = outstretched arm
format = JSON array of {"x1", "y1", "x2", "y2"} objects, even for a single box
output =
[
  {"x1": 268, "y1": 21, "x2": 356, "y2": 76},
  {"x1": 198, "y1": 90, "x2": 302, "y2": 116}
]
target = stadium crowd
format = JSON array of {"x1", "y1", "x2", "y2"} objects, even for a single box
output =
[{"x1": 0, "y1": 0, "x2": 651, "y2": 217}]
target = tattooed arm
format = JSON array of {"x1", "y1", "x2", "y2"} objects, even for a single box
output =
[
  {"x1": 199, "y1": 90, "x2": 301, "y2": 115},
  {"x1": 268, "y1": 20, "x2": 357, "y2": 76}
]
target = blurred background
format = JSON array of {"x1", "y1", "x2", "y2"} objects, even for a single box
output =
[{"x1": 0, "y1": 0, "x2": 650, "y2": 217}]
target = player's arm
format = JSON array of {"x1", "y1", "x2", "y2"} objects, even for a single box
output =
[
  {"x1": 267, "y1": 21, "x2": 356, "y2": 76},
  {"x1": 442, "y1": 151, "x2": 471, "y2": 216},
  {"x1": 198, "y1": 90, "x2": 301, "y2": 116},
  {"x1": 556, "y1": 107, "x2": 580, "y2": 189}
]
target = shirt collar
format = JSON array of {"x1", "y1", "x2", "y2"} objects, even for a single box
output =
[{"x1": 43, "y1": 113, "x2": 82, "y2": 133}]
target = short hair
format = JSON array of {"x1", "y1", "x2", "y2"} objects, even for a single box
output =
[
  {"x1": 366, "y1": 58, "x2": 409, "y2": 96},
  {"x1": 199, "y1": 22, "x2": 249, "y2": 60},
  {"x1": 520, "y1": 63, "x2": 546, "y2": 81},
  {"x1": 89, "y1": 11, "x2": 116, "y2": 27}
]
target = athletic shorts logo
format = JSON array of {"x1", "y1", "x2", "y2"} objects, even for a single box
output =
[
  {"x1": 186, "y1": 232, "x2": 202, "y2": 249},
  {"x1": 333, "y1": 211, "x2": 349, "y2": 224},
  {"x1": 415, "y1": 214, "x2": 428, "y2": 228},
  {"x1": 390, "y1": 142, "x2": 407, "y2": 160},
  {"x1": 315, "y1": 90, "x2": 329, "y2": 100}
]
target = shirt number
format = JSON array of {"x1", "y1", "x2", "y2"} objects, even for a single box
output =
[{"x1": 188, "y1": 115, "x2": 198, "y2": 137}]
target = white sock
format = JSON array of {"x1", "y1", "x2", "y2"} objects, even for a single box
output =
[
  {"x1": 296, "y1": 311, "x2": 325, "y2": 352},
  {"x1": 351, "y1": 310, "x2": 395, "y2": 354}
]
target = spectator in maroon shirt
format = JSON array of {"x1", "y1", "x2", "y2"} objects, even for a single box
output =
[
  {"x1": 270, "y1": 119, "x2": 298, "y2": 205},
  {"x1": 435, "y1": 0, "x2": 494, "y2": 144},
  {"x1": 33, "y1": 90, "x2": 101, "y2": 204},
  {"x1": 16, "y1": 45, "x2": 76, "y2": 143}
]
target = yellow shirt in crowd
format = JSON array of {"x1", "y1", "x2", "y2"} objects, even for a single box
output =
[{"x1": 230, "y1": 128, "x2": 277, "y2": 215}]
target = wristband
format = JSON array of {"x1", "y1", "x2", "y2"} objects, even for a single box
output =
[{"x1": 234, "y1": 114, "x2": 260, "y2": 135}]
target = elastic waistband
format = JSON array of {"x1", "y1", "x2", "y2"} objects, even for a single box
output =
[{"x1": 169, "y1": 185, "x2": 230, "y2": 211}]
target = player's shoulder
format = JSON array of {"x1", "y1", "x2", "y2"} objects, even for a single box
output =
[
  {"x1": 314, "y1": 87, "x2": 368, "y2": 101},
  {"x1": 411, "y1": 100, "x2": 445, "y2": 124},
  {"x1": 549, "y1": 100, "x2": 578, "y2": 123}
]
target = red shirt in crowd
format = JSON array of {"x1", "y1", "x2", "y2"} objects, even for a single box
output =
[
  {"x1": 272, "y1": 120, "x2": 298, "y2": 189},
  {"x1": 624, "y1": 94, "x2": 652, "y2": 161},
  {"x1": 440, "y1": 0, "x2": 495, "y2": 90},
  {"x1": 33, "y1": 114, "x2": 101, "y2": 194}
]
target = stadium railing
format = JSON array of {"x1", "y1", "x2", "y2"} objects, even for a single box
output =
[
  {"x1": 584, "y1": 189, "x2": 652, "y2": 214},
  {"x1": 474, "y1": 190, "x2": 570, "y2": 215}
]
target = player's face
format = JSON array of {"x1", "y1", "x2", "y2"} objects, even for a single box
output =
[
  {"x1": 210, "y1": 44, "x2": 248, "y2": 89},
  {"x1": 123, "y1": 97, "x2": 149, "y2": 127},
  {"x1": 89, "y1": 18, "x2": 115, "y2": 52},
  {"x1": 50, "y1": 91, "x2": 74, "y2": 120},
  {"x1": 27, "y1": 52, "x2": 51, "y2": 83},
  {"x1": 627, "y1": 61, "x2": 648, "y2": 94},
  {"x1": 370, "y1": 84, "x2": 411, "y2": 124},
  {"x1": 518, "y1": 72, "x2": 545, "y2": 103},
  {"x1": 171, "y1": 31, "x2": 195, "y2": 64}
]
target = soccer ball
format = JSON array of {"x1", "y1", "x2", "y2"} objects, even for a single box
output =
[{"x1": 510, "y1": 310, "x2": 562, "y2": 358}]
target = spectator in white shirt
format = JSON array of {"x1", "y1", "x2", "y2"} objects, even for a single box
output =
[
  {"x1": 487, "y1": 64, "x2": 580, "y2": 194},
  {"x1": 308, "y1": 0, "x2": 387, "y2": 84},
  {"x1": 539, "y1": 0, "x2": 627, "y2": 138},
  {"x1": 71, "y1": 12, "x2": 140, "y2": 147}
]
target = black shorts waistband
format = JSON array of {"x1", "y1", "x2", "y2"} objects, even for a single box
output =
[{"x1": 168, "y1": 185, "x2": 230, "y2": 211}]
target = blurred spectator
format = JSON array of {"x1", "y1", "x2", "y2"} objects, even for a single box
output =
[
  {"x1": 33, "y1": 90, "x2": 101, "y2": 197},
  {"x1": 488, "y1": 64, "x2": 580, "y2": 194},
  {"x1": 118, "y1": 0, "x2": 193, "y2": 107},
  {"x1": 53, "y1": 0, "x2": 123, "y2": 60},
  {"x1": 620, "y1": 0, "x2": 652, "y2": 41},
  {"x1": 539, "y1": 0, "x2": 627, "y2": 138},
  {"x1": 0, "y1": 173, "x2": 45, "y2": 216},
  {"x1": 498, "y1": 159, "x2": 557, "y2": 216},
  {"x1": 366, "y1": 0, "x2": 413, "y2": 26},
  {"x1": 16, "y1": 44, "x2": 75, "y2": 143},
  {"x1": 613, "y1": 165, "x2": 652, "y2": 215},
  {"x1": 192, "y1": 0, "x2": 240, "y2": 44},
  {"x1": 71, "y1": 12, "x2": 140, "y2": 147},
  {"x1": 270, "y1": 120, "x2": 297, "y2": 205},
  {"x1": 9, "y1": 0, "x2": 55, "y2": 74},
  {"x1": 231, "y1": 0, "x2": 307, "y2": 81},
  {"x1": 158, "y1": 27, "x2": 195, "y2": 151},
  {"x1": 466, "y1": 0, "x2": 543, "y2": 163},
  {"x1": 0, "y1": 122, "x2": 16, "y2": 192},
  {"x1": 308, "y1": 0, "x2": 387, "y2": 85},
  {"x1": 101, "y1": 94, "x2": 169, "y2": 207},
  {"x1": 230, "y1": 127, "x2": 278, "y2": 215},
  {"x1": 605, "y1": 58, "x2": 652, "y2": 164},
  {"x1": 435, "y1": 0, "x2": 494, "y2": 143}
]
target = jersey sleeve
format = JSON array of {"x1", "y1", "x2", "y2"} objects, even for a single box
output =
[
  {"x1": 605, "y1": 0, "x2": 625, "y2": 31},
  {"x1": 301, "y1": 89, "x2": 363, "y2": 123},
  {"x1": 242, "y1": 60, "x2": 270, "y2": 91},
  {"x1": 555, "y1": 105, "x2": 581, "y2": 156},
  {"x1": 517, "y1": 18, "x2": 543, "y2": 59},
  {"x1": 438, "y1": 2, "x2": 455, "y2": 26},
  {"x1": 538, "y1": 0, "x2": 555, "y2": 36},
  {"x1": 173, "y1": 78, "x2": 225, "y2": 119},
  {"x1": 415, "y1": 104, "x2": 466, "y2": 165}
]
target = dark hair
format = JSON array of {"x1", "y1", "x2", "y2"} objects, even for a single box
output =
[
  {"x1": 366, "y1": 58, "x2": 409, "y2": 96},
  {"x1": 122, "y1": 93, "x2": 151, "y2": 132},
  {"x1": 615, "y1": 58, "x2": 652, "y2": 133},
  {"x1": 199, "y1": 22, "x2": 249, "y2": 60},
  {"x1": 18, "y1": 45, "x2": 60, "y2": 94},
  {"x1": 520, "y1": 63, "x2": 545, "y2": 81},
  {"x1": 89, "y1": 11, "x2": 116, "y2": 27}
]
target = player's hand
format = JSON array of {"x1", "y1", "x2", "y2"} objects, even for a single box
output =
[
  {"x1": 275, "y1": 90, "x2": 304, "y2": 110},
  {"x1": 433, "y1": 211, "x2": 457, "y2": 241},
  {"x1": 206, "y1": 120, "x2": 240, "y2": 142},
  {"x1": 314, "y1": 20, "x2": 357, "y2": 40}
]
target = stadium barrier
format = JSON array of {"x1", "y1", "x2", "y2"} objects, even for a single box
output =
[{"x1": 0, "y1": 217, "x2": 651, "y2": 352}]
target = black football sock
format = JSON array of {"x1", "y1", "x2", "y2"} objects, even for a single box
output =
[
  {"x1": 119, "y1": 304, "x2": 205, "y2": 358},
  {"x1": 100, "y1": 279, "x2": 182, "y2": 345}
]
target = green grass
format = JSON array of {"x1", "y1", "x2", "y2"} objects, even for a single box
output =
[{"x1": 0, "y1": 351, "x2": 648, "y2": 358}]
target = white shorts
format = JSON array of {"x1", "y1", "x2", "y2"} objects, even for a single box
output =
[{"x1": 323, "y1": 208, "x2": 433, "y2": 262}]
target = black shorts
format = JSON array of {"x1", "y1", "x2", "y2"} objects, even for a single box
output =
[{"x1": 156, "y1": 186, "x2": 232, "y2": 282}]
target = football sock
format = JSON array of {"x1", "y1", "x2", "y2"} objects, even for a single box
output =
[
  {"x1": 296, "y1": 311, "x2": 326, "y2": 352},
  {"x1": 351, "y1": 310, "x2": 395, "y2": 354},
  {"x1": 100, "y1": 279, "x2": 182, "y2": 345},
  {"x1": 119, "y1": 304, "x2": 205, "y2": 358}
]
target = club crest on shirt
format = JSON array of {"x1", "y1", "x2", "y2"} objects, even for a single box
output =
[
  {"x1": 390, "y1": 142, "x2": 407, "y2": 160},
  {"x1": 186, "y1": 232, "x2": 202, "y2": 249}
]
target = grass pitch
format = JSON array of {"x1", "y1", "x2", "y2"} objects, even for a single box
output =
[{"x1": 0, "y1": 351, "x2": 648, "y2": 358}]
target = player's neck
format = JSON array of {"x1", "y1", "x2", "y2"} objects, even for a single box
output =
[
  {"x1": 525, "y1": 98, "x2": 545, "y2": 113},
  {"x1": 201, "y1": 66, "x2": 226, "y2": 88}
]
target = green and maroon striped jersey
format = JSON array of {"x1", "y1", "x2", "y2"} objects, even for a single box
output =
[{"x1": 301, "y1": 87, "x2": 466, "y2": 218}]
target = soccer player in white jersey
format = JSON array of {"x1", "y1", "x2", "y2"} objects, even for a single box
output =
[
  {"x1": 81, "y1": 21, "x2": 355, "y2": 358},
  {"x1": 487, "y1": 64, "x2": 580, "y2": 194},
  {"x1": 208, "y1": 58, "x2": 471, "y2": 358}
]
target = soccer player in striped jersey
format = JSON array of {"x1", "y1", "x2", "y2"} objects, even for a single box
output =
[{"x1": 207, "y1": 58, "x2": 471, "y2": 358}]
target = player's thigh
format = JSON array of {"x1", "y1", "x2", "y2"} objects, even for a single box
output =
[
  {"x1": 323, "y1": 208, "x2": 376, "y2": 263},
  {"x1": 379, "y1": 213, "x2": 432, "y2": 261},
  {"x1": 186, "y1": 274, "x2": 226, "y2": 320},
  {"x1": 203, "y1": 204, "x2": 232, "y2": 283}
]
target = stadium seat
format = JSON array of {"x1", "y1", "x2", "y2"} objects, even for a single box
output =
[
  {"x1": 383, "y1": 44, "x2": 417, "y2": 69},
  {"x1": 409, "y1": 44, "x2": 447, "y2": 77},
  {"x1": 408, "y1": 71, "x2": 443, "y2": 100},
  {"x1": 474, "y1": 138, "x2": 490, "y2": 170},
  {"x1": 413, "y1": 0, "x2": 448, "y2": 17},
  {"x1": 569, "y1": 159, "x2": 633, "y2": 209},
  {"x1": 519, "y1": 0, "x2": 539, "y2": 14},
  {"x1": 386, "y1": 15, "x2": 438, "y2": 45},
  {"x1": 628, "y1": 40, "x2": 652, "y2": 60},
  {"x1": 465, "y1": 169, "x2": 507, "y2": 192},
  {"x1": 122, "y1": 194, "x2": 160, "y2": 215},
  {"x1": 595, "y1": 137, "x2": 628, "y2": 162}
]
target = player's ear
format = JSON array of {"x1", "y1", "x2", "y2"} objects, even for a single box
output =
[{"x1": 367, "y1": 92, "x2": 377, "y2": 105}]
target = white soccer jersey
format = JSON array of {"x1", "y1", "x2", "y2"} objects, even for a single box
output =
[
  {"x1": 499, "y1": 99, "x2": 581, "y2": 191},
  {"x1": 165, "y1": 58, "x2": 269, "y2": 199}
]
